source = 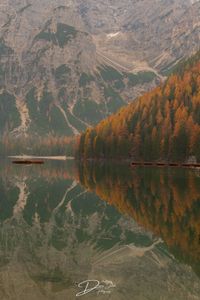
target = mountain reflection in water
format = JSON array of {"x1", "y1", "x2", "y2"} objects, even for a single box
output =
[{"x1": 0, "y1": 159, "x2": 199, "y2": 300}]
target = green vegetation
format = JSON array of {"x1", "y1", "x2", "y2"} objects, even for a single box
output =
[
  {"x1": 56, "y1": 23, "x2": 77, "y2": 47},
  {"x1": 0, "y1": 91, "x2": 20, "y2": 134},
  {"x1": 49, "y1": 106, "x2": 73, "y2": 136},
  {"x1": 0, "y1": 40, "x2": 13, "y2": 55},
  {"x1": 98, "y1": 66, "x2": 123, "y2": 81},
  {"x1": 35, "y1": 23, "x2": 77, "y2": 48},
  {"x1": 103, "y1": 86, "x2": 125, "y2": 113},
  {"x1": 0, "y1": 181, "x2": 18, "y2": 222},
  {"x1": 35, "y1": 30, "x2": 54, "y2": 43},
  {"x1": 127, "y1": 71, "x2": 156, "y2": 86},
  {"x1": 58, "y1": 87, "x2": 67, "y2": 99},
  {"x1": 73, "y1": 99, "x2": 105, "y2": 124},
  {"x1": 79, "y1": 72, "x2": 94, "y2": 87},
  {"x1": 65, "y1": 109, "x2": 86, "y2": 132},
  {"x1": 26, "y1": 87, "x2": 73, "y2": 135},
  {"x1": 0, "y1": 65, "x2": 5, "y2": 84},
  {"x1": 113, "y1": 79, "x2": 125, "y2": 90},
  {"x1": 54, "y1": 64, "x2": 71, "y2": 80}
]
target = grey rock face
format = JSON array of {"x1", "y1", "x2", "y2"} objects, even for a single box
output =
[{"x1": 0, "y1": 0, "x2": 199, "y2": 136}]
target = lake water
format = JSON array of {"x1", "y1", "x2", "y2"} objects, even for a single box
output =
[{"x1": 0, "y1": 159, "x2": 200, "y2": 300}]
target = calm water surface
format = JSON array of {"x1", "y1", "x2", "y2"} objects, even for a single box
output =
[{"x1": 0, "y1": 159, "x2": 200, "y2": 300}]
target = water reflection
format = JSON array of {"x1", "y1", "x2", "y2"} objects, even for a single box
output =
[
  {"x1": 0, "y1": 160, "x2": 199, "y2": 299},
  {"x1": 78, "y1": 162, "x2": 200, "y2": 276}
]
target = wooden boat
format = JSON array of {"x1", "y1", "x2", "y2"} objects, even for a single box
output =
[
  {"x1": 143, "y1": 162, "x2": 154, "y2": 166},
  {"x1": 131, "y1": 162, "x2": 143, "y2": 166},
  {"x1": 12, "y1": 160, "x2": 44, "y2": 165}
]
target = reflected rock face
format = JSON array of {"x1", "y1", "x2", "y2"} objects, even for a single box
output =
[{"x1": 0, "y1": 160, "x2": 199, "y2": 299}]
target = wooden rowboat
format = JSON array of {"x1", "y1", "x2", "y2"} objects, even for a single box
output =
[{"x1": 12, "y1": 160, "x2": 44, "y2": 165}]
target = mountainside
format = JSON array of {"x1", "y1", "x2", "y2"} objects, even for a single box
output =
[
  {"x1": 79, "y1": 0, "x2": 200, "y2": 75},
  {"x1": 0, "y1": 0, "x2": 199, "y2": 137},
  {"x1": 77, "y1": 52, "x2": 200, "y2": 162}
]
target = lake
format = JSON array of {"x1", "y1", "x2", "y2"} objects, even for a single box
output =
[{"x1": 0, "y1": 159, "x2": 200, "y2": 299}]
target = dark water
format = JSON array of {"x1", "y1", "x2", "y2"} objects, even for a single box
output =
[{"x1": 0, "y1": 159, "x2": 200, "y2": 300}]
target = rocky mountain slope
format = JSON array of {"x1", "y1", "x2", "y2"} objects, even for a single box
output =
[
  {"x1": 79, "y1": 0, "x2": 200, "y2": 74},
  {"x1": 0, "y1": 0, "x2": 199, "y2": 137}
]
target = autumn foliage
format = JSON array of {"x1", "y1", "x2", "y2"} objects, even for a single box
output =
[
  {"x1": 77, "y1": 52, "x2": 200, "y2": 162},
  {"x1": 78, "y1": 161, "x2": 200, "y2": 276}
]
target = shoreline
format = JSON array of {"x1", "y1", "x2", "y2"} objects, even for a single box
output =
[{"x1": 8, "y1": 155, "x2": 75, "y2": 161}]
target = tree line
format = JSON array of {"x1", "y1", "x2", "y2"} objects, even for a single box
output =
[
  {"x1": 76, "y1": 51, "x2": 200, "y2": 162},
  {"x1": 0, "y1": 135, "x2": 76, "y2": 157}
]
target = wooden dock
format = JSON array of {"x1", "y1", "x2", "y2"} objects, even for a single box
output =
[{"x1": 131, "y1": 162, "x2": 200, "y2": 168}]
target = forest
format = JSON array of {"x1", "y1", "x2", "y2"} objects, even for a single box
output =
[
  {"x1": 76, "y1": 51, "x2": 200, "y2": 162},
  {"x1": 0, "y1": 135, "x2": 76, "y2": 157}
]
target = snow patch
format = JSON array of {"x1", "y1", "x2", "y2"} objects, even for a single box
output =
[
  {"x1": 107, "y1": 32, "x2": 120, "y2": 38},
  {"x1": 190, "y1": 0, "x2": 200, "y2": 4},
  {"x1": 11, "y1": 97, "x2": 31, "y2": 136},
  {"x1": 56, "y1": 104, "x2": 79, "y2": 135}
]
